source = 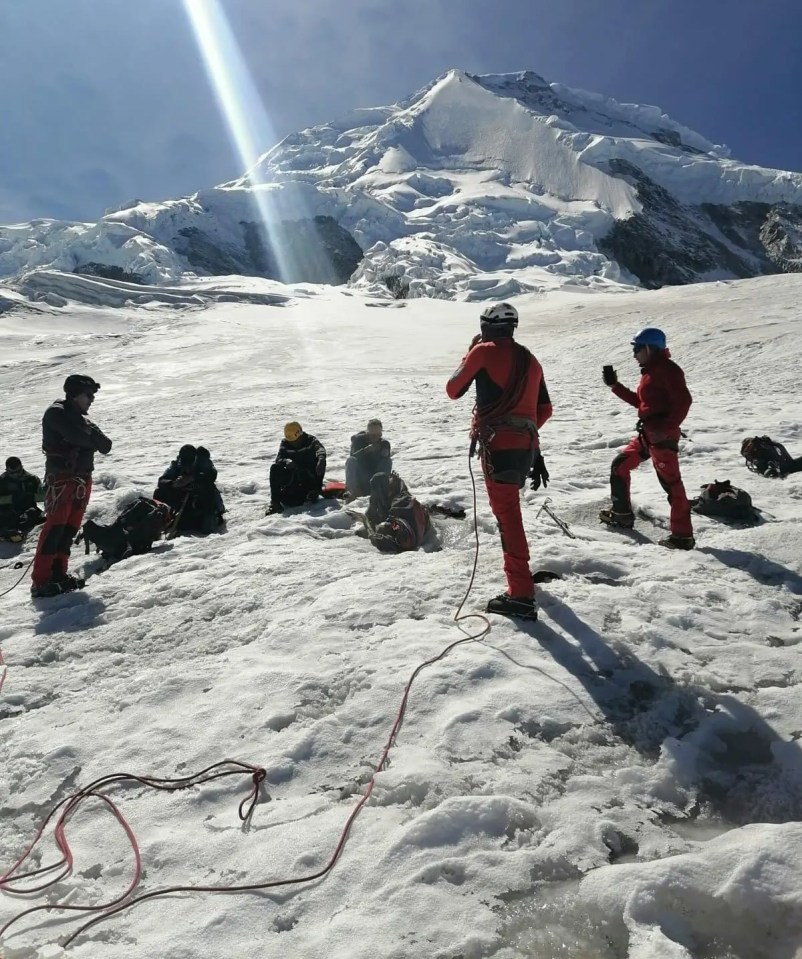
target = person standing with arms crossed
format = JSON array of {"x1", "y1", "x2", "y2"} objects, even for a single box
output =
[{"x1": 31, "y1": 375, "x2": 112, "y2": 598}]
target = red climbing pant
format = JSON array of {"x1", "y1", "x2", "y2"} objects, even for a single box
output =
[
  {"x1": 32, "y1": 475, "x2": 92, "y2": 588},
  {"x1": 484, "y1": 474, "x2": 533, "y2": 599},
  {"x1": 611, "y1": 436, "x2": 692, "y2": 538}
]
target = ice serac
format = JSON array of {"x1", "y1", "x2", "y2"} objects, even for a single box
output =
[{"x1": 2, "y1": 68, "x2": 801, "y2": 298}]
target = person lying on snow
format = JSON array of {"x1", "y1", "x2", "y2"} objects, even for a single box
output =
[
  {"x1": 344, "y1": 418, "x2": 392, "y2": 501},
  {"x1": 360, "y1": 471, "x2": 431, "y2": 552},
  {"x1": 267, "y1": 421, "x2": 327, "y2": 515},
  {"x1": 600, "y1": 327, "x2": 694, "y2": 550},
  {"x1": 80, "y1": 496, "x2": 174, "y2": 562},
  {"x1": 154, "y1": 444, "x2": 225, "y2": 534},
  {"x1": 0, "y1": 456, "x2": 45, "y2": 542}
]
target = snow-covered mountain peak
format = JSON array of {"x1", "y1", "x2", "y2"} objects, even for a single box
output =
[
  {"x1": 472, "y1": 70, "x2": 727, "y2": 156},
  {"x1": 1, "y1": 68, "x2": 801, "y2": 302}
]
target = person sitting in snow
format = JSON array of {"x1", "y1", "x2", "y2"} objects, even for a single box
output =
[
  {"x1": 0, "y1": 456, "x2": 45, "y2": 543},
  {"x1": 344, "y1": 418, "x2": 392, "y2": 501},
  {"x1": 600, "y1": 327, "x2": 694, "y2": 549},
  {"x1": 154, "y1": 444, "x2": 225, "y2": 534},
  {"x1": 360, "y1": 471, "x2": 430, "y2": 553},
  {"x1": 267, "y1": 422, "x2": 327, "y2": 515}
]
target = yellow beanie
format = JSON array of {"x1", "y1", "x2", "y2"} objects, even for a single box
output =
[{"x1": 284, "y1": 421, "x2": 303, "y2": 442}]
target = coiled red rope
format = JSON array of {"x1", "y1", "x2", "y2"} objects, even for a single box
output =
[{"x1": 1, "y1": 454, "x2": 490, "y2": 949}]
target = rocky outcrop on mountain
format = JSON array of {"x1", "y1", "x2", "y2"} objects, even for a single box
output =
[
  {"x1": 598, "y1": 160, "x2": 802, "y2": 288},
  {"x1": 173, "y1": 215, "x2": 362, "y2": 283},
  {"x1": 74, "y1": 261, "x2": 145, "y2": 284},
  {"x1": 2, "y1": 69, "x2": 801, "y2": 297}
]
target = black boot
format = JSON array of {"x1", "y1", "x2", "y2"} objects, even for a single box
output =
[
  {"x1": 599, "y1": 508, "x2": 635, "y2": 529},
  {"x1": 57, "y1": 572, "x2": 86, "y2": 591},
  {"x1": 486, "y1": 594, "x2": 538, "y2": 620},
  {"x1": 659, "y1": 535, "x2": 695, "y2": 550},
  {"x1": 31, "y1": 575, "x2": 84, "y2": 599}
]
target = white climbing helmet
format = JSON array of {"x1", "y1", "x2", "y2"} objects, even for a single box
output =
[{"x1": 479, "y1": 302, "x2": 518, "y2": 327}]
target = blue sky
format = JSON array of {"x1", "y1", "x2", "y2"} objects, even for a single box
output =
[{"x1": 1, "y1": 0, "x2": 800, "y2": 223}]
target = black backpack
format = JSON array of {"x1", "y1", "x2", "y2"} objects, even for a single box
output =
[
  {"x1": 692, "y1": 480, "x2": 757, "y2": 522},
  {"x1": 741, "y1": 435, "x2": 793, "y2": 478},
  {"x1": 82, "y1": 497, "x2": 172, "y2": 560}
]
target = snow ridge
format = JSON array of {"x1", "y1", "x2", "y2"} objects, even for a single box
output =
[{"x1": 2, "y1": 69, "x2": 802, "y2": 300}]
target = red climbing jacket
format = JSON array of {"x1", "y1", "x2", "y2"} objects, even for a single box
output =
[
  {"x1": 611, "y1": 350, "x2": 691, "y2": 444},
  {"x1": 446, "y1": 338, "x2": 553, "y2": 450}
]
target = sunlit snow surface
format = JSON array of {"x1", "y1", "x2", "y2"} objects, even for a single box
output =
[{"x1": 1, "y1": 274, "x2": 802, "y2": 958}]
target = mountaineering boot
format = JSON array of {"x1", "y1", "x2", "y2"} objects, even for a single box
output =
[
  {"x1": 486, "y1": 594, "x2": 538, "y2": 621},
  {"x1": 659, "y1": 535, "x2": 695, "y2": 551},
  {"x1": 30, "y1": 575, "x2": 84, "y2": 599},
  {"x1": 599, "y1": 508, "x2": 635, "y2": 529},
  {"x1": 58, "y1": 572, "x2": 86, "y2": 591},
  {"x1": 265, "y1": 502, "x2": 283, "y2": 516},
  {"x1": 31, "y1": 582, "x2": 63, "y2": 599}
]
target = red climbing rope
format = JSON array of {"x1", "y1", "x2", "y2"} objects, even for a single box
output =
[{"x1": 1, "y1": 455, "x2": 490, "y2": 949}]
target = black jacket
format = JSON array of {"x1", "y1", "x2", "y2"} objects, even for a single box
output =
[
  {"x1": 0, "y1": 469, "x2": 44, "y2": 513},
  {"x1": 275, "y1": 433, "x2": 326, "y2": 483},
  {"x1": 158, "y1": 449, "x2": 219, "y2": 488},
  {"x1": 42, "y1": 400, "x2": 112, "y2": 475}
]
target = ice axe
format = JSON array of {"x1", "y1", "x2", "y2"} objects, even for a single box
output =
[{"x1": 165, "y1": 493, "x2": 190, "y2": 541}]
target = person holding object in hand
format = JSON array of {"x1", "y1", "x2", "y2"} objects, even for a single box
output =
[{"x1": 600, "y1": 328, "x2": 694, "y2": 549}]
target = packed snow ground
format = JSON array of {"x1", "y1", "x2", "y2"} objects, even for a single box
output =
[{"x1": 1, "y1": 274, "x2": 802, "y2": 959}]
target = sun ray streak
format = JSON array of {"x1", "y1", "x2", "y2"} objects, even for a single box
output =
[{"x1": 181, "y1": 0, "x2": 332, "y2": 283}]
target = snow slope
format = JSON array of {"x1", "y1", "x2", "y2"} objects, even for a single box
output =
[
  {"x1": 3, "y1": 70, "x2": 802, "y2": 299},
  {"x1": 1, "y1": 274, "x2": 802, "y2": 958}
]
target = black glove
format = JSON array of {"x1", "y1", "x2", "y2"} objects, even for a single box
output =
[
  {"x1": 530, "y1": 452, "x2": 550, "y2": 491},
  {"x1": 602, "y1": 365, "x2": 618, "y2": 386}
]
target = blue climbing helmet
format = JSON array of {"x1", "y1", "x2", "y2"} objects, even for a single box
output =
[{"x1": 631, "y1": 327, "x2": 666, "y2": 351}]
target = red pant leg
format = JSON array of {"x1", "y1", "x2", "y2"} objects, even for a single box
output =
[
  {"x1": 649, "y1": 448, "x2": 693, "y2": 538},
  {"x1": 484, "y1": 475, "x2": 533, "y2": 598},
  {"x1": 610, "y1": 436, "x2": 648, "y2": 514},
  {"x1": 32, "y1": 477, "x2": 92, "y2": 587}
]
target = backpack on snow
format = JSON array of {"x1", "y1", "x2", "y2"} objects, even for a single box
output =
[
  {"x1": 691, "y1": 480, "x2": 757, "y2": 523},
  {"x1": 82, "y1": 496, "x2": 173, "y2": 561},
  {"x1": 740, "y1": 435, "x2": 794, "y2": 478}
]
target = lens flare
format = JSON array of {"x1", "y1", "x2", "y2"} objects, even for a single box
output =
[{"x1": 181, "y1": 0, "x2": 333, "y2": 283}]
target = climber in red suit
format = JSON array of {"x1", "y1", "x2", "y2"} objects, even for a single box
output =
[{"x1": 447, "y1": 302, "x2": 552, "y2": 620}]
